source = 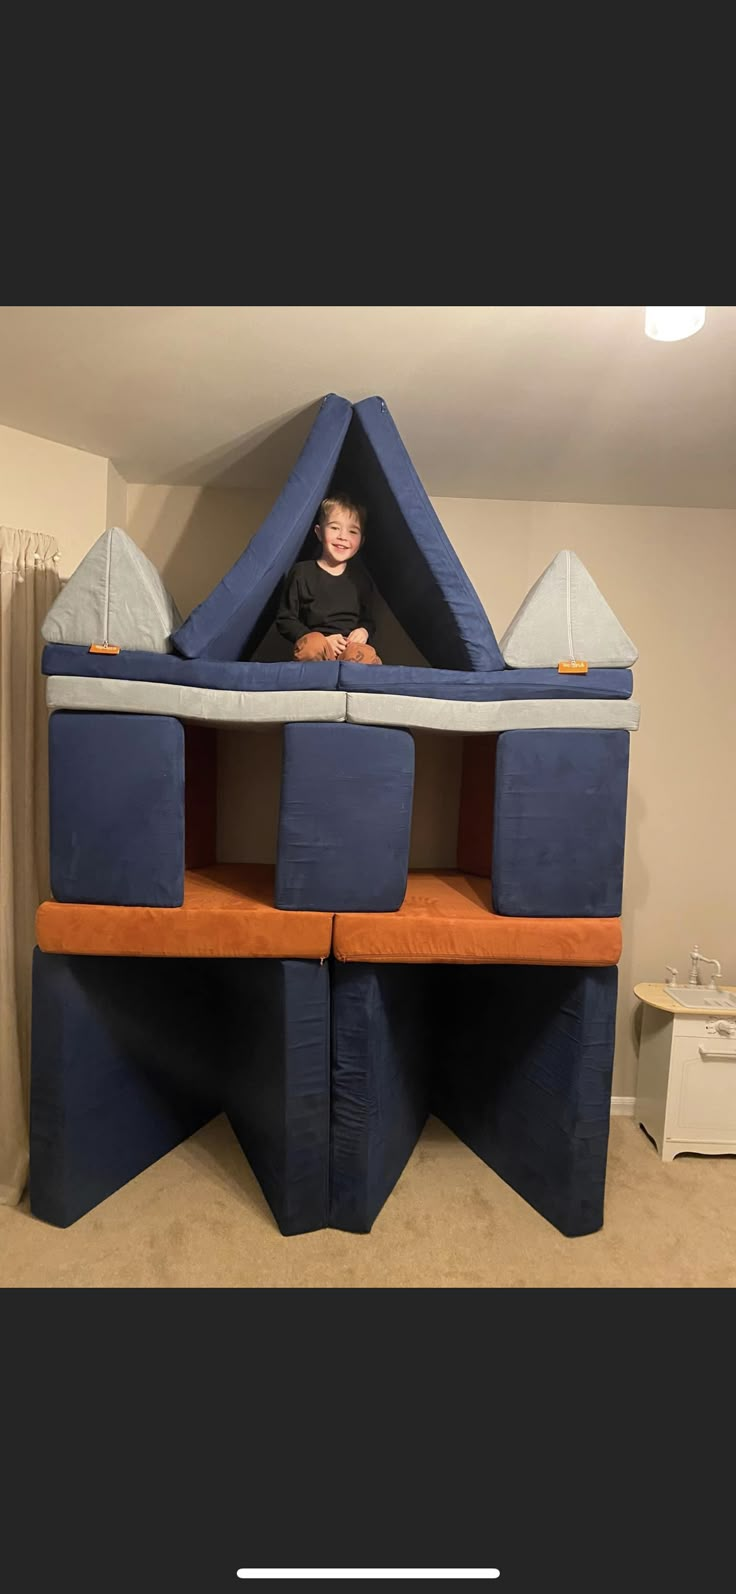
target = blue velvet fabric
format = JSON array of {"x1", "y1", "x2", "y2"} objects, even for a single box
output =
[
  {"x1": 329, "y1": 962, "x2": 432, "y2": 1232},
  {"x1": 431, "y1": 965, "x2": 618, "y2": 1237},
  {"x1": 49, "y1": 712, "x2": 185, "y2": 906},
  {"x1": 29, "y1": 950, "x2": 217, "y2": 1227},
  {"x1": 42, "y1": 644, "x2": 340, "y2": 691},
  {"x1": 171, "y1": 393, "x2": 353, "y2": 660},
  {"x1": 30, "y1": 952, "x2": 617, "y2": 1237},
  {"x1": 343, "y1": 398, "x2": 504, "y2": 671},
  {"x1": 275, "y1": 723, "x2": 414, "y2": 912},
  {"x1": 492, "y1": 729, "x2": 630, "y2": 917},
  {"x1": 30, "y1": 952, "x2": 330, "y2": 1234},
  {"x1": 338, "y1": 663, "x2": 634, "y2": 701},
  {"x1": 42, "y1": 643, "x2": 633, "y2": 703},
  {"x1": 222, "y1": 959, "x2": 330, "y2": 1236}
]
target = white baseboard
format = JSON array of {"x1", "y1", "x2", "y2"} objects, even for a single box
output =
[{"x1": 610, "y1": 1096, "x2": 635, "y2": 1116}]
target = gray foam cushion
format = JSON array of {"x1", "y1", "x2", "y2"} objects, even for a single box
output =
[
  {"x1": 42, "y1": 527, "x2": 181, "y2": 653},
  {"x1": 500, "y1": 550, "x2": 638, "y2": 669}
]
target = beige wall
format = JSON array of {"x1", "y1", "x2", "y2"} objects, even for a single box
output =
[
  {"x1": 217, "y1": 727, "x2": 283, "y2": 865},
  {"x1": 126, "y1": 484, "x2": 275, "y2": 621},
  {"x1": 0, "y1": 422, "x2": 108, "y2": 578},
  {"x1": 6, "y1": 444, "x2": 734, "y2": 1098},
  {"x1": 106, "y1": 461, "x2": 128, "y2": 529}
]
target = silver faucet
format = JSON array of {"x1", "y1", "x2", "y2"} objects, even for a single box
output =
[{"x1": 689, "y1": 946, "x2": 722, "y2": 987}]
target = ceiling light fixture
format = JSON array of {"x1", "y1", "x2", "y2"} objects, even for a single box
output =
[{"x1": 644, "y1": 307, "x2": 705, "y2": 342}]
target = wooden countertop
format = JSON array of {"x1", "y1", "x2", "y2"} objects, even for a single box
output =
[{"x1": 634, "y1": 981, "x2": 736, "y2": 1016}]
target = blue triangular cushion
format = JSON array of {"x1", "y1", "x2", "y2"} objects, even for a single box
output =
[
  {"x1": 348, "y1": 397, "x2": 502, "y2": 671},
  {"x1": 173, "y1": 393, "x2": 352, "y2": 661},
  {"x1": 172, "y1": 393, "x2": 504, "y2": 671}
]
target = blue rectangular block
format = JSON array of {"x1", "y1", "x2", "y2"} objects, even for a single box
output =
[
  {"x1": 275, "y1": 722, "x2": 415, "y2": 912},
  {"x1": 492, "y1": 729, "x2": 630, "y2": 917},
  {"x1": 49, "y1": 711, "x2": 185, "y2": 906}
]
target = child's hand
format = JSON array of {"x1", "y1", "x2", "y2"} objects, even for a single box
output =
[
  {"x1": 325, "y1": 633, "x2": 347, "y2": 659},
  {"x1": 347, "y1": 628, "x2": 369, "y2": 646}
]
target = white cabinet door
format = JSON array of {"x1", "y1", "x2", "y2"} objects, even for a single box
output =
[{"x1": 668, "y1": 1036, "x2": 736, "y2": 1142}]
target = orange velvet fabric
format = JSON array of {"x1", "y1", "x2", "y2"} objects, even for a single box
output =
[
  {"x1": 333, "y1": 871, "x2": 622, "y2": 965},
  {"x1": 36, "y1": 864, "x2": 333, "y2": 959},
  {"x1": 37, "y1": 867, "x2": 621, "y2": 967}
]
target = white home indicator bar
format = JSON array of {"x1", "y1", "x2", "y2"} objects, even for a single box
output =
[{"x1": 236, "y1": 1573, "x2": 500, "y2": 1581}]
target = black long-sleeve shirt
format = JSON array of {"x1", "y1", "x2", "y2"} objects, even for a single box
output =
[{"x1": 276, "y1": 559, "x2": 377, "y2": 646}]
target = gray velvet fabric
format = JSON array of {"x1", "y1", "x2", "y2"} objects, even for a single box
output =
[
  {"x1": 500, "y1": 549, "x2": 638, "y2": 668},
  {"x1": 46, "y1": 675, "x2": 641, "y2": 733},
  {"x1": 41, "y1": 528, "x2": 182, "y2": 653},
  {"x1": 45, "y1": 676, "x2": 347, "y2": 725},
  {"x1": 345, "y1": 693, "x2": 641, "y2": 734}
]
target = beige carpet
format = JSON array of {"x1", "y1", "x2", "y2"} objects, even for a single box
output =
[{"x1": 1, "y1": 1115, "x2": 734, "y2": 1287}]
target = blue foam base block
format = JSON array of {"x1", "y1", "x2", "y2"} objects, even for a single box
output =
[
  {"x1": 329, "y1": 962, "x2": 432, "y2": 1232},
  {"x1": 221, "y1": 959, "x2": 330, "y2": 1236},
  {"x1": 431, "y1": 965, "x2": 618, "y2": 1237},
  {"x1": 30, "y1": 952, "x2": 330, "y2": 1235},
  {"x1": 30, "y1": 953, "x2": 616, "y2": 1240},
  {"x1": 30, "y1": 950, "x2": 217, "y2": 1228}
]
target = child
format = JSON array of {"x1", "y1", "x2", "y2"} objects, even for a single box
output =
[{"x1": 276, "y1": 493, "x2": 382, "y2": 664}]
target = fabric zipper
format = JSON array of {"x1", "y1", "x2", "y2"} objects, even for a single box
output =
[
  {"x1": 565, "y1": 549, "x2": 575, "y2": 660},
  {"x1": 103, "y1": 529, "x2": 113, "y2": 646}
]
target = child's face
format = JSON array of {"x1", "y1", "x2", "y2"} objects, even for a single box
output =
[{"x1": 316, "y1": 506, "x2": 363, "y2": 564}]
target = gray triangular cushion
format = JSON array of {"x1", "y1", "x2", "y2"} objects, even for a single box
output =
[
  {"x1": 42, "y1": 528, "x2": 182, "y2": 653},
  {"x1": 500, "y1": 550, "x2": 638, "y2": 668}
]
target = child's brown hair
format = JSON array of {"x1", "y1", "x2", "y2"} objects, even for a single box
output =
[{"x1": 317, "y1": 493, "x2": 366, "y2": 535}]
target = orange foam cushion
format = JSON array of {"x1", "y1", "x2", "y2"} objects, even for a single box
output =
[
  {"x1": 36, "y1": 864, "x2": 332, "y2": 960},
  {"x1": 333, "y1": 871, "x2": 621, "y2": 965}
]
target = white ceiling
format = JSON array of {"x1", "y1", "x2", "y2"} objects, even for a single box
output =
[{"x1": 0, "y1": 305, "x2": 734, "y2": 507}]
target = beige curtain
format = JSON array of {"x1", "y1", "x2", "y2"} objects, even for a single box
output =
[{"x1": 0, "y1": 528, "x2": 60, "y2": 1204}]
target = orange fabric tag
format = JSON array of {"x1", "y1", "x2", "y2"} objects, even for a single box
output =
[
  {"x1": 89, "y1": 643, "x2": 121, "y2": 655},
  {"x1": 558, "y1": 660, "x2": 588, "y2": 673}
]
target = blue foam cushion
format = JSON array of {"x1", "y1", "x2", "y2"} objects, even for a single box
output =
[
  {"x1": 30, "y1": 950, "x2": 217, "y2": 1227},
  {"x1": 171, "y1": 393, "x2": 353, "y2": 660},
  {"x1": 29, "y1": 952, "x2": 330, "y2": 1235},
  {"x1": 492, "y1": 729, "x2": 630, "y2": 917},
  {"x1": 343, "y1": 398, "x2": 504, "y2": 671},
  {"x1": 275, "y1": 722, "x2": 415, "y2": 912},
  {"x1": 42, "y1": 643, "x2": 339, "y2": 691},
  {"x1": 49, "y1": 712, "x2": 185, "y2": 906},
  {"x1": 223, "y1": 959, "x2": 330, "y2": 1235},
  {"x1": 432, "y1": 965, "x2": 618, "y2": 1236},
  {"x1": 330, "y1": 962, "x2": 431, "y2": 1232},
  {"x1": 338, "y1": 664, "x2": 634, "y2": 700}
]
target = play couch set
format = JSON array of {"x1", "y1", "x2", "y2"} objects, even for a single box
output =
[{"x1": 30, "y1": 394, "x2": 639, "y2": 1237}]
